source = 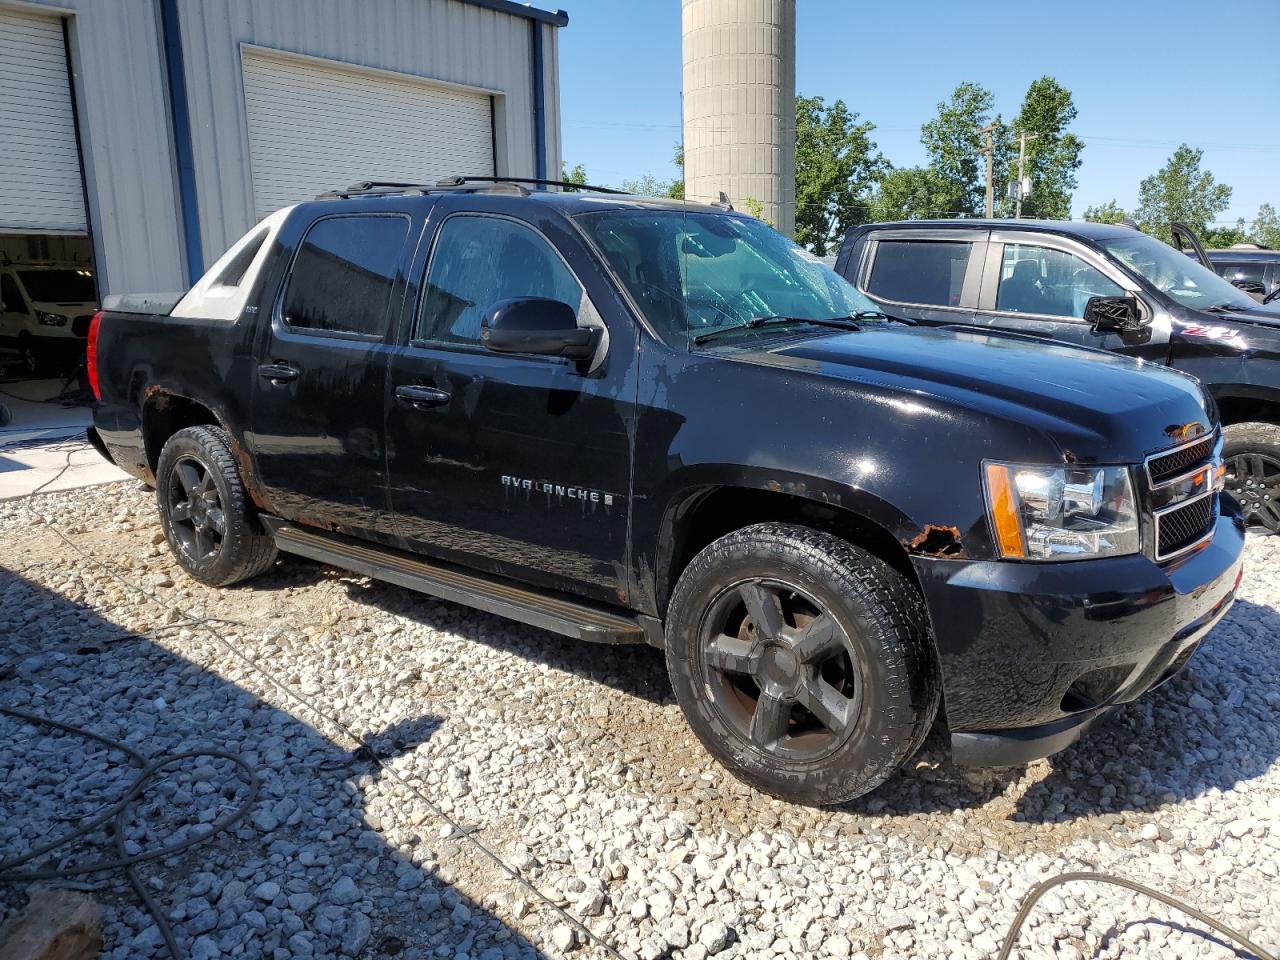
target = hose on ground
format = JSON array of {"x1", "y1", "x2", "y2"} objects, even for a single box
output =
[
  {"x1": 996, "y1": 870, "x2": 1276, "y2": 960},
  {"x1": 0, "y1": 705, "x2": 259, "y2": 960}
]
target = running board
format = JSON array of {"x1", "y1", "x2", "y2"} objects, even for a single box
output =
[{"x1": 268, "y1": 522, "x2": 647, "y2": 645}]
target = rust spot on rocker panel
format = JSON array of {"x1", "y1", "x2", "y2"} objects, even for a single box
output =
[{"x1": 905, "y1": 524, "x2": 965, "y2": 558}]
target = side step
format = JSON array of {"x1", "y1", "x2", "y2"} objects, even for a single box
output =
[{"x1": 268, "y1": 522, "x2": 648, "y2": 645}]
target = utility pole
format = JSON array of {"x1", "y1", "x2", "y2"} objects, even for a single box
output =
[
  {"x1": 1014, "y1": 131, "x2": 1038, "y2": 219},
  {"x1": 979, "y1": 124, "x2": 996, "y2": 218}
]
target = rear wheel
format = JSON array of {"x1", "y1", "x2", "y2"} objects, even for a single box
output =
[
  {"x1": 665, "y1": 523, "x2": 939, "y2": 805},
  {"x1": 156, "y1": 425, "x2": 277, "y2": 586},
  {"x1": 1223, "y1": 421, "x2": 1280, "y2": 533},
  {"x1": 18, "y1": 334, "x2": 43, "y2": 378}
]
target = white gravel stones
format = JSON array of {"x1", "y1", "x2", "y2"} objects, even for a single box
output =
[{"x1": 3, "y1": 482, "x2": 1279, "y2": 960}]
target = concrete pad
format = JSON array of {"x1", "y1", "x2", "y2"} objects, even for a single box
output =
[
  {"x1": 0, "y1": 377, "x2": 91, "y2": 447},
  {"x1": 0, "y1": 437, "x2": 130, "y2": 500}
]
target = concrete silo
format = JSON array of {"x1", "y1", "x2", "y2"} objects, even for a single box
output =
[{"x1": 681, "y1": 0, "x2": 796, "y2": 236}]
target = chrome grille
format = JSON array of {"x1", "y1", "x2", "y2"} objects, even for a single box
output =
[
  {"x1": 1147, "y1": 435, "x2": 1215, "y2": 486},
  {"x1": 1146, "y1": 432, "x2": 1221, "y2": 562},
  {"x1": 1156, "y1": 493, "x2": 1215, "y2": 559}
]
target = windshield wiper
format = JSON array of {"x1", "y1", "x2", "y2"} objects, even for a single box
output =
[
  {"x1": 692, "y1": 315, "x2": 861, "y2": 345},
  {"x1": 851, "y1": 310, "x2": 916, "y2": 326}
]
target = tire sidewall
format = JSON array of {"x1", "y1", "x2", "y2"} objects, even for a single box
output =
[
  {"x1": 156, "y1": 428, "x2": 253, "y2": 585},
  {"x1": 1222, "y1": 421, "x2": 1280, "y2": 530},
  {"x1": 667, "y1": 530, "x2": 929, "y2": 804}
]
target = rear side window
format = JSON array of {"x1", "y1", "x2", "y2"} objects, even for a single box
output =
[
  {"x1": 282, "y1": 215, "x2": 409, "y2": 337},
  {"x1": 866, "y1": 240, "x2": 971, "y2": 307},
  {"x1": 416, "y1": 215, "x2": 581, "y2": 346}
]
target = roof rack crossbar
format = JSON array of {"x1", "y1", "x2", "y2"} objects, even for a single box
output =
[{"x1": 316, "y1": 175, "x2": 628, "y2": 202}]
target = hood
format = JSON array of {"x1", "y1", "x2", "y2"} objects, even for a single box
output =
[
  {"x1": 1195, "y1": 302, "x2": 1280, "y2": 327},
  {"x1": 719, "y1": 326, "x2": 1213, "y2": 463}
]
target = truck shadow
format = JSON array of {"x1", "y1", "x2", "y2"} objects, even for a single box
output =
[
  {"x1": 0, "y1": 565, "x2": 551, "y2": 959},
  {"x1": 253, "y1": 555, "x2": 1278, "y2": 825}
]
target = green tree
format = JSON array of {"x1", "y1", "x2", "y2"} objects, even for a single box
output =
[
  {"x1": 1134, "y1": 145, "x2": 1232, "y2": 241},
  {"x1": 1008, "y1": 77, "x2": 1084, "y2": 220},
  {"x1": 621, "y1": 173, "x2": 679, "y2": 197},
  {"x1": 1082, "y1": 199, "x2": 1129, "y2": 225},
  {"x1": 920, "y1": 82, "x2": 1008, "y2": 216},
  {"x1": 793, "y1": 95, "x2": 887, "y2": 254},
  {"x1": 668, "y1": 143, "x2": 685, "y2": 200},
  {"x1": 867, "y1": 166, "x2": 958, "y2": 221},
  {"x1": 1251, "y1": 203, "x2": 1280, "y2": 247},
  {"x1": 1202, "y1": 221, "x2": 1249, "y2": 248},
  {"x1": 560, "y1": 162, "x2": 589, "y2": 191}
]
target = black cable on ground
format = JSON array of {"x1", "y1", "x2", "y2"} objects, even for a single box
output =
[
  {"x1": 0, "y1": 706, "x2": 259, "y2": 960},
  {"x1": 996, "y1": 870, "x2": 1276, "y2": 960}
]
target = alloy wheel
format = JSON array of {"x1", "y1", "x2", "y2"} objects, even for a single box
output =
[
  {"x1": 166, "y1": 456, "x2": 226, "y2": 561},
  {"x1": 699, "y1": 578, "x2": 863, "y2": 761},
  {"x1": 1225, "y1": 452, "x2": 1280, "y2": 531}
]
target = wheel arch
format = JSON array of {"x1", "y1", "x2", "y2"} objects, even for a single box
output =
[
  {"x1": 1211, "y1": 384, "x2": 1280, "y2": 429},
  {"x1": 654, "y1": 478, "x2": 927, "y2": 619}
]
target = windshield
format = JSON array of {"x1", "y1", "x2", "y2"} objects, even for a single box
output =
[
  {"x1": 575, "y1": 210, "x2": 881, "y2": 344},
  {"x1": 17, "y1": 269, "x2": 97, "y2": 303},
  {"x1": 1100, "y1": 235, "x2": 1257, "y2": 311}
]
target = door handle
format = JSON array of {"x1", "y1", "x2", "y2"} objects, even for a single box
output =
[
  {"x1": 395, "y1": 384, "x2": 451, "y2": 409},
  {"x1": 258, "y1": 362, "x2": 300, "y2": 384}
]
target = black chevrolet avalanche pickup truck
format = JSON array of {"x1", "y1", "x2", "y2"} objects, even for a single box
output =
[
  {"x1": 837, "y1": 219, "x2": 1280, "y2": 531},
  {"x1": 87, "y1": 182, "x2": 1244, "y2": 805}
]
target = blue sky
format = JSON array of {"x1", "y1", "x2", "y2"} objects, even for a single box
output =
[{"x1": 559, "y1": 0, "x2": 1279, "y2": 223}]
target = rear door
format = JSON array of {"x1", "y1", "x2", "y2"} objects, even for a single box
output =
[
  {"x1": 249, "y1": 208, "x2": 415, "y2": 538},
  {"x1": 850, "y1": 228, "x2": 987, "y2": 326},
  {"x1": 971, "y1": 230, "x2": 1170, "y2": 361}
]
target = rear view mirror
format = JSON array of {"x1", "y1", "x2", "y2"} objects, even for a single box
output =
[
  {"x1": 481, "y1": 297, "x2": 599, "y2": 358},
  {"x1": 1084, "y1": 295, "x2": 1144, "y2": 333}
]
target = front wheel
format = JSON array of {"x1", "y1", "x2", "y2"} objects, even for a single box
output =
[
  {"x1": 1223, "y1": 421, "x2": 1280, "y2": 533},
  {"x1": 665, "y1": 523, "x2": 940, "y2": 806},
  {"x1": 156, "y1": 425, "x2": 278, "y2": 586}
]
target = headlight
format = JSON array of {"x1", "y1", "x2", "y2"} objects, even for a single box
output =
[
  {"x1": 984, "y1": 462, "x2": 1140, "y2": 560},
  {"x1": 37, "y1": 312, "x2": 68, "y2": 327}
]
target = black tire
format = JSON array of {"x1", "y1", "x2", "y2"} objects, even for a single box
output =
[
  {"x1": 18, "y1": 334, "x2": 43, "y2": 378},
  {"x1": 665, "y1": 523, "x2": 939, "y2": 806},
  {"x1": 1222, "y1": 421, "x2": 1280, "y2": 533},
  {"x1": 155, "y1": 425, "x2": 277, "y2": 586}
]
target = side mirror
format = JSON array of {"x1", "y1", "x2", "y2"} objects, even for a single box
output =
[
  {"x1": 1084, "y1": 295, "x2": 1144, "y2": 333},
  {"x1": 481, "y1": 297, "x2": 598, "y2": 359}
]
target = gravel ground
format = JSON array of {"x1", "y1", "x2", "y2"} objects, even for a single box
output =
[{"x1": 2, "y1": 481, "x2": 1278, "y2": 960}]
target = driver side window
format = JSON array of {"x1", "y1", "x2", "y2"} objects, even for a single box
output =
[
  {"x1": 416, "y1": 215, "x2": 582, "y2": 346},
  {"x1": 996, "y1": 243, "x2": 1122, "y2": 319}
]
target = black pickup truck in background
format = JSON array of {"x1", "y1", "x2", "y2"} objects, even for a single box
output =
[
  {"x1": 87, "y1": 180, "x2": 1244, "y2": 804},
  {"x1": 837, "y1": 219, "x2": 1280, "y2": 531}
]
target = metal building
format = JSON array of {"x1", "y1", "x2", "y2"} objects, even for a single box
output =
[{"x1": 0, "y1": 0, "x2": 567, "y2": 297}]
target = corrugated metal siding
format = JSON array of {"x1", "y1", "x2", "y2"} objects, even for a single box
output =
[
  {"x1": 241, "y1": 49, "x2": 494, "y2": 218},
  {"x1": 6, "y1": 1, "x2": 186, "y2": 294},
  {"x1": 0, "y1": 8, "x2": 86, "y2": 233},
  {"x1": 177, "y1": 0, "x2": 547, "y2": 267},
  {"x1": 542, "y1": 23, "x2": 562, "y2": 183}
]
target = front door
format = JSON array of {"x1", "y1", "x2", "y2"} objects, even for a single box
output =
[
  {"x1": 970, "y1": 234, "x2": 1169, "y2": 361},
  {"x1": 249, "y1": 211, "x2": 413, "y2": 536},
  {"x1": 384, "y1": 199, "x2": 634, "y2": 605}
]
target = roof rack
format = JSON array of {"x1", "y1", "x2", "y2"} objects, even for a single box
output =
[{"x1": 316, "y1": 175, "x2": 627, "y2": 201}]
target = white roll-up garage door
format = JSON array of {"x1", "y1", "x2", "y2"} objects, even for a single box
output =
[
  {"x1": 0, "y1": 9, "x2": 87, "y2": 234},
  {"x1": 241, "y1": 49, "x2": 495, "y2": 220}
]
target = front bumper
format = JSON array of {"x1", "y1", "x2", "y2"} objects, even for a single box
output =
[{"x1": 912, "y1": 503, "x2": 1245, "y2": 767}]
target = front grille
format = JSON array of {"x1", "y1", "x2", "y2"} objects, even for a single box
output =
[
  {"x1": 1156, "y1": 493, "x2": 1215, "y2": 559},
  {"x1": 72, "y1": 315, "x2": 93, "y2": 337},
  {"x1": 1148, "y1": 435, "x2": 1215, "y2": 485}
]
